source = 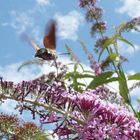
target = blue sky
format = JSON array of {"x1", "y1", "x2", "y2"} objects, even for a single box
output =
[
  {"x1": 0, "y1": 0, "x2": 140, "y2": 116},
  {"x1": 0, "y1": 0, "x2": 140, "y2": 70},
  {"x1": 0, "y1": 0, "x2": 140, "y2": 69}
]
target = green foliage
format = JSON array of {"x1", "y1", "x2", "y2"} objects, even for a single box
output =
[
  {"x1": 64, "y1": 63, "x2": 95, "y2": 92},
  {"x1": 98, "y1": 27, "x2": 135, "y2": 62},
  {"x1": 0, "y1": 114, "x2": 46, "y2": 140},
  {"x1": 87, "y1": 71, "x2": 119, "y2": 89},
  {"x1": 98, "y1": 36, "x2": 116, "y2": 61},
  {"x1": 117, "y1": 36, "x2": 135, "y2": 50},
  {"x1": 135, "y1": 112, "x2": 140, "y2": 120},
  {"x1": 118, "y1": 70, "x2": 130, "y2": 104},
  {"x1": 128, "y1": 73, "x2": 140, "y2": 80}
]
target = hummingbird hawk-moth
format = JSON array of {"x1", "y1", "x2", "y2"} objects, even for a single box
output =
[{"x1": 23, "y1": 20, "x2": 56, "y2": 61}]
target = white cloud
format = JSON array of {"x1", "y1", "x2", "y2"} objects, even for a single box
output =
[
  {"x1": 55, "y1": 10, "x2": 84, "y2": 41},
  {"x1": 10, "y1": 10, "x2": 34, "y2": 34},
  {"x1": 45, "y1": 131, "x2": 59, "y2": 140},
  {"x1": 0, "y1": 62, "x2": 41, "y2": 83},
  {"x1": 127, "y1": 70, "x2": 136, "y2": 75},
  {"x1": 0, "y1": 57, "x2": 83, "y2": 83},
  {"x1": 0, "y1": 100, "x2": 17, "y2": 114},
  {"x1": 7, "y1": 1, "x2": 85, "y2": 44},
  {"x1": 9, "y1": 9, "x2": 43, "y2": 41},
  {"x1": 36, "y1": 0, "x2": 50, "y2": 6},
  {"x1": 0, "y1": 99, "x2": 41, "y2": 123},
  {"x1": 117, "y1": 0, "x2": 140, "y2": 18},
  {"x1": 8, "y1": 1, "x2": 51, "y2": 39}
]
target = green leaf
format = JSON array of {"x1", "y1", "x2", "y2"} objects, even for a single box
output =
[
  {"x1": 64, "y1": 73, "x2": 95, "y2": 80},
  {"x1": 116, "y1": 22, "x2": 127, "y2": 34},
  {"x1": 77, "y1": 63, "x2": 85, "y2": 72},
  {"x1": 118, "y1": 70, "x2": 130, "y2": 104},
  {"x1": 74, "y1": 73, "x2": 95, "y2": 79},
  {"x1": 72, "y1": 82, "x2": 86, "y2": 87},
  {"x1": 135, "y1": 112, "x2": 140, "y2": 120},
  {"x1": 128, "y1": 73, "x2": 140, "y2": 80},
  {"x1": 98, "y1": 37, "x2": 116, "y2": 61},
  {"x1": 74, "y1": 63, "x2": 78, "y2": 72},
  {"x1": 118, "y1": 36, "x2": 135, "y2": 50},
  {"x1": 83, "y1": 70, "x2": 94, "y2": 74},
  {"x1": 64, "y1": 72, "x2": 73, "y2": 79},
  {"x1": 87, "y1": 71, "x2": 118, "y2": 89},
  {"x1": 107, "y1": 53, "x2": 119, "y2": 61}
]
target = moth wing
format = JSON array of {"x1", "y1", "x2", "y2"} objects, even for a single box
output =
[
  {"x1": 43, "y1": 20, "x2": 56, "y2": 50},
  {"x1": 22, "y1": 34, "x2": 40, "y2": 51}
]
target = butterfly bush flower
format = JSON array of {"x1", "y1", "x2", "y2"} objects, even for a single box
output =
[
  {"x1": 95, "y1": 36, "x2": 109, "y2": 52},
  {"x1": 91, "y1": 21, "x2": 107, "y2": 36},
  {"x1": 79, "y1": 41, "x2": 102, "y2": 75},
  {"x1": 88, "y1": 54, "x2": 102, "y2": 75},
  {"x1": 1, "y1": 77, "x2": 140, "y2": 139},
  {"x1": 79, "y1": 0, "x2": 107, "y2": 36},
  {"x1": 119, "y1": 17, "x2": 140, "y2": 34},
  {"x1": 86, "y1": 7, "x2": 103, "y2": 22},
  {"x1": 79, "y1": 0, "x2": 97, "y2": 8},
  {"x1": 79, "y1": 0, "x2": 108, "y2": 75}
]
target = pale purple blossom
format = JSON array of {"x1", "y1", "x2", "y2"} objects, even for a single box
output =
[{"x1": 0, "y1": 77, "x2": 140, "y2": 139}]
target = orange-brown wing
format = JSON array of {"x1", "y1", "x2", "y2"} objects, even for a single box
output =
[{"x1": 43, "y1": 20, "x2": 56, "y2": 50}]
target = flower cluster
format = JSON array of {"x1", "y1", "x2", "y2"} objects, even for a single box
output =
[
  {"x1": 91, "y1": 21, "x2": 107, "y2": 36},
  {"x1": 94, "y1": 36, "x2": 109, "y2": 53},
  {"x1": 88, "y1": 54, "x2": 102, "y2": 75},
  {"x1": 78, "y1": 0, "x2": 108, "y2": 74},
  {"x1": 118, "y1": 17, "x2": 140, "y2": 34},
  {"x1": 79, "y1": 41, "x2": 102, "y2": 75},
  {"x1": 79, "y1": 0, "x2": 107, "y2": 36},
  {"x1": 86, "y1": 7, "x2": 103, "y2": 22},
  {"x1": 0, "y1": 113, "x2": 45, "y2": 139},
  {"x1": 0, "y1": 77, "x2": 140, "y2": 139},
  {"x1": 79, "y1": 0, "x2": 97, "y2": 8}
]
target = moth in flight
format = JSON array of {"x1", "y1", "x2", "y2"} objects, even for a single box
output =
[{"x1": 23, "y1": 20, "x2": 56, "y2": 61}]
